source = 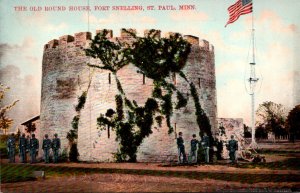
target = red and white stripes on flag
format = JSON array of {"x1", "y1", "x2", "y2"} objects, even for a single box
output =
[{"x1": 225, "y1": 0, "x2": 253, "y2": 27}]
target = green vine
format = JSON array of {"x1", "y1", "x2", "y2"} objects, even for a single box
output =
[
  {"x1": 125, "y1": 97, "x2": 135, "y2": 111},
  {"x1": 67, "y1": 90, "x2": 88, "y2": 162},
  {"x1": 66, "y1": 115, "x2": 79, "y2": 144},
  {"x1": 155, "y1": 116, "x2": 163, "y2": 127},
  {"x1": 75, "y1": 91, "x2": 87, "y2": 112},
  {"x1": 115, "y1": 94, "x2": 124, "y2": 121},
  {"x1": 175, "y1": 91, "x2": 188, "y2": 110},
  {"x1": 85, "y1": 29, "x2": 130, "y2": 73},
  {"x1": 97, "y1": 96, "x2": 158, "y2": 162},
  {"x1": 179, "y1": 71, "x2": 188, "y2": 82},
  {"x1": 189, "y1": 82, "x2": 212, "y2": 138},
  {"x1": 85, "y1": 29, "x2": 214, "y2": 162},
  {"x1": 115, "y1": 76, "x2": 124, "y2": 95}
]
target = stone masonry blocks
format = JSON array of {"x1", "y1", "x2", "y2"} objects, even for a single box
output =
[{"x1": 40, "y1": 28, "x2": 217, "y2": 162}]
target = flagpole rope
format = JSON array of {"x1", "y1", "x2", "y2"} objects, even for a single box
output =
[
  {"x1": 244, "y1": 30, "x2": 252, "y2": 94},
  {"x1": 251, "y1": 4, "x2": 255, "y2": 64}
]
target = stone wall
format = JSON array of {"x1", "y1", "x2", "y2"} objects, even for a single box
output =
[
  {"x1": 40, "y1": 29, "x2": 217, "y2": 162},
  {"x1": 40, "y1": 32, "x2": 92, "y2": 152}
]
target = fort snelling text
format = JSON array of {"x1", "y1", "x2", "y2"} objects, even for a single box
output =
[{"x1": 14, "y1": 5, "x2": 196, "y2": 11}]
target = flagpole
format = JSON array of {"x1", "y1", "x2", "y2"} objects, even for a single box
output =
[
  {"x1": 225, "y1": 0, "x2": 259, "y2": 148},
  {"x1": 249, "y1": 1, "x2": 259, "y2": 149}
]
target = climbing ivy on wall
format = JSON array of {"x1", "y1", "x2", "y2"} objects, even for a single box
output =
[
  {"x1": 75, "y1": 91, "x2": 87, "y2": 112},
  {"x1": 84, "y1": 29, "x2": 212, "y2": 162},
  {"x1": 66, "y1": 91, "x2": 87, "y2": 162},
  {"x1": 189, "y1": 82, "x2": 212, "y2": 138}
]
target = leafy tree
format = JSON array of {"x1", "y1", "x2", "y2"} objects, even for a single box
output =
[
  {"x1": 0, "y1": 83, "x2": 19, "y2": 134},
  {"x1": 256, "y1": 101, "x2": 287, "y2": 138},
  {"x1": 286, "y1": 104, "x2": 300, "y2": 141},
  {"x1": 255, "y1": 125, "x2": 268, "y2": 139},
  {"x1": 243, "y1": 124, "x2": 252, "y2": 138},
  {"x1": 24, "y1": 122, "x2": 36, "y2": 134}
]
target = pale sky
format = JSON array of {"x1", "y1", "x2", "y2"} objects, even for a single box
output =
[{"x1": 0, "y1": 0, "x2": 299, "y2": 127}]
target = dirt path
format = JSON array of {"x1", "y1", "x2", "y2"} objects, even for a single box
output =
[
  {"x1": 15, "y1": 161, "x2": 300, "y2": 175},
  {"x1": 1, "y1": 156, "x2": 299, "y2": 175},
  {"x1": 2, "y1": 156, "x2": 300, "y2": 192},
  {"x1": 2, "y1": 173, "x2": 299, "y2": 193}
]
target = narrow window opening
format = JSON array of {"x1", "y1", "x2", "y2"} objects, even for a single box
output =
[
  {"x1": 108, "y1": 73, "x2": 111, "y2": 84},
  {"x1": 198, "y1": 78, "x2": 201, "y2": 88},
  {"x1": 174, "y1": 123, "x2": 177, "y2": 139},
  {"x1": 143, "y1": 74, "x2": 146, "y2": 85},
  {"x1": 108, "y1": 126, "x2": 110, "y2": 138}
]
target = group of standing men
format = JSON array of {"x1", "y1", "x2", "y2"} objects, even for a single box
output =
[
  {"x1": 6, "y1": 133, "x2": 61, "y2": 164},
  {"x1": 177, "y1": 132, "x2": 238, "y2": 164}
]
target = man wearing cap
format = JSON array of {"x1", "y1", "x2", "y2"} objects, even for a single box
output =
[
  {"x1": 30, "y1": 134, "x2": 39, "y2": 164},
  {"x1": 52, "y1": 133, "x2": 61, "y2": 163},
  {"x1": 42, "y1": 134, "x2": 52, "y2": 163},
  {"x1": 7, "y1": 133, "x2": 16, "y2": 163},
  {"x1": 19, "y1": 133, "x2": 27, "y2": 163},
  {"x1": 227, "y1": 135, "x2": 238, "y2": 164}
]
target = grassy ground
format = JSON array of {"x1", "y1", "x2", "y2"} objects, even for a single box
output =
[
  {"x1": 1, "y1": 162, "x2": 300, "y2": 184},
  {"x1": 256, "y1": 149, "x2": 300, "y2": 154},
  {"x1": 236, "y1": 157, "x2": 300, "y2": 170}
]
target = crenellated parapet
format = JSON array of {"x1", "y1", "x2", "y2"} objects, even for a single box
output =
[
  {"x1": 96, "y1": 29, "x2": 113, "y2": 38},
  {"x1": 144, "y1": 29, "x2": 161, "y2": 39},
  {"x1": 200, "y1": 39, "x2": 214, "y2": 52},
  {"x1": 120, "y1": 28, "x2": 137, "y2": 39},
  {"x1": 43, "y1": 29, "x2": 214, "y2": 52},
  {"x1": 59, "y1": 35, "x2": 75, "y2": 45},
  {"x1": 184, "y1": 35, "x2": 199, "y2": 45}
]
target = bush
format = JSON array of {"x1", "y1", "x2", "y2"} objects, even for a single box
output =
[
  {"x1": 69, "y1": 144, "x2": 79, "y2": 162},
  {"x1": 112, "y1": 150, "x2": 127, "y2": 162},
  {"x1": 255, "y1": 126, "x2": 268, "y2": 139},
  {"x1": 216, "y1": 140, "x2": 224, "y2": 160},
  {"x1": 59, "y1": 148, "x2": 69, "y2": 162},
  {"x1": 0, "y1": 145, "x2": 8, "y2": 158},
  {"x1": 197, "y1": 145, "x2": 205, "y2": 163}
]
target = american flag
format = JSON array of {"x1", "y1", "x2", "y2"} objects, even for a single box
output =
[{"x1": 225, "y1": 0, "x2": 253, "y2": 27}]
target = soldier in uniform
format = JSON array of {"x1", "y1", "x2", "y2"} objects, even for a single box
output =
[
  {"x1": 227, "y1": 135, "x2": 238, "y2": 164},
  {"x1": 177, "y1": 132, "x2": 187, "y2": 164},
  {"x1": 30, "y1": 134, "x2": 39, "y2": 164},
  {"x1": 42, "y1": 134, "x2": 52, "y2": 163},
  {"x1": 19, "y1": 133, "x2": 27, "y2": 163},
  {"x1": 200, "y1": 133, "x2": 210, "y2": 164},
  {"x1": 190, "y1": 134, "x2": 199, "y2": 163},
  {"x1": 7, "y1": 133, "x2": 16, "y2": 163},
  {"x1": 52, "y1": 133, "x2": 61, "y2": 163},
  {"x1": 26, "y1": 135, "x2": 31, "y2": 163}
]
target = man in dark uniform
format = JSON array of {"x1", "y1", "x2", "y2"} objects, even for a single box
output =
[
  {"x1": 200, "y1": 133, "x2": 210, "y2": 163},
  {"x1": 7, "y1": 133, "x2": 16, "y2": 163},
  {"x1": 177, "y1": 132, "x2": 187, "y2": 164},
  {"x1": 42, "y1": 134, "x2": 52, "y2": 163},
  {"x1": 190, "y1": 134, "x2": 199, "y2": 163},
  {"x1": 30, "y1": 134, "x2": 39, "y2": 164},
  {"x1": 52, "y1": 133, "x2": 61, "y2": 163},
  {"x1": 227, "y1": 135, "x2": 238, "y2": 164},
  {"x1": 19, "y1": 133, "x2": 27, "y2": 163},
  {"x1": 26, "y1": 135, "x2": 30, "y2": 163}
]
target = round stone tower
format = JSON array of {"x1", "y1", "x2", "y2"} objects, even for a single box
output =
[
  {"x1": 40, "y1": 32, "x2": 92, "y2": 151},
  {"x1": 40, "y1": 29, "x2": 217, "y2": 162}
]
